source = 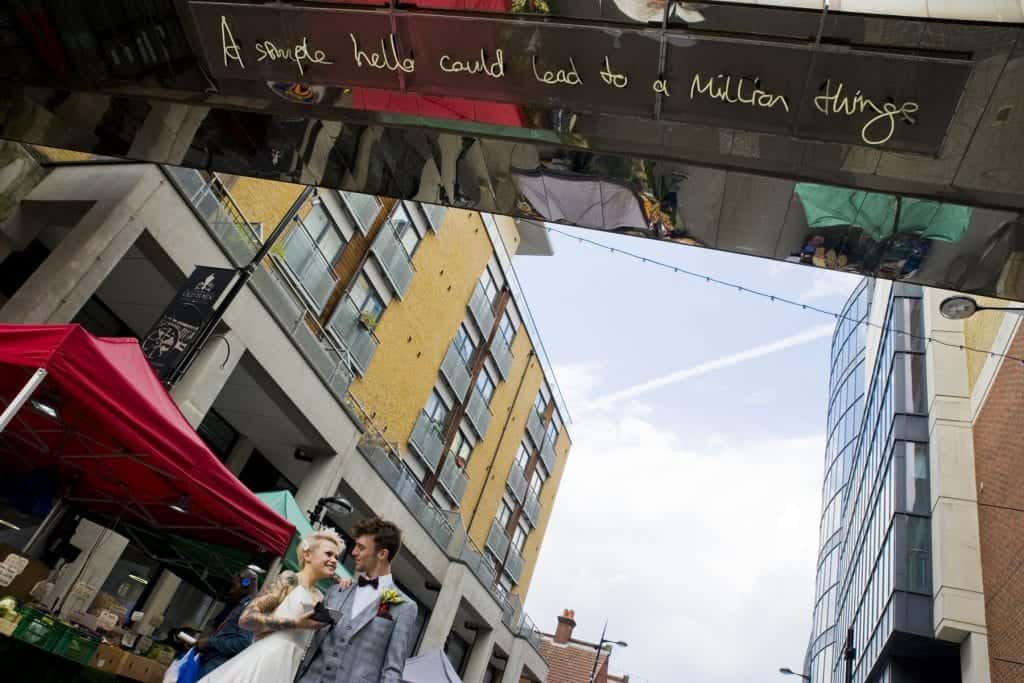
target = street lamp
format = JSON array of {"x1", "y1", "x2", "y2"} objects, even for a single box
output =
[
  {"x1": 779, "y1": 667, "x2": 811, "y2": 681},
  {"x1": 939, "y1": 295, "x2": 1024, "y2": 320},
  {"x1": 309, "y1": 496, "x2": 353, "y2": 527},
  {"x1": 589, "y1": 621, "x2": 628, "y2": 683}
]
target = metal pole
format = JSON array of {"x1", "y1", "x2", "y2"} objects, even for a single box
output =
[
  {"x1": 843, "y1": 628, "x2": 855, "y2": 683},
  {"x1": 589, "y1": 621, "x2": 608, "y2": 683},
  {"x1": 0, "y1": 367, "x2": 48, "y2": 432},
  {"x1": 167, "y1": 186, "x2": 314, "y2": 387}
]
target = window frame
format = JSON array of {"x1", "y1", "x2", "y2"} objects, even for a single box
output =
[{"x1": 475, "y1": 367, "x2": 497, "y2": 404}]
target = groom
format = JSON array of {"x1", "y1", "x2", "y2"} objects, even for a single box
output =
[{"x1": 296, "y1": 517, "x2": 418, "y2": 683}]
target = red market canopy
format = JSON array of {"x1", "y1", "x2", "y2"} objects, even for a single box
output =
[{"x1": 0, "y1": 324, "x2": 294, "y2": 555}]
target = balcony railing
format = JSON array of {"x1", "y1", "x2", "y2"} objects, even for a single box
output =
[
  {"x1": 327, "y1": 294, "x2": 379, "y2": 375},
  {"x1": 340, "y1": 191, "x2": 381, "y2": 235},
  {"x1": 356, "y1": 436, "x2": 454, "y2": 551},
  {"x1": 423, "y1": 202, "x2": 446, "y2": 232},
  {"x1": 506, "y1": 464, "x2": 528, "y2": 503},
  {"x1": 523, "y1": 491, "x2": 541, "y2": 526},
  {"x1": 465, "y1": 385, "x2": 493, "y2": 439},
  {"x1": 468, "y1": 281, "x2": 495, "y2": 336},
  {"x1": 164, "y1": 165, "x2": 355, "y2": 401},
  {"x1": 517, "y1": 612, "x2": 542, "y2": 652},
  {"x1": 526, "y1": 409, "x2": 544, "y2": 447},
  {"x1": 278, "y1": 220, "x2": 339, "y2": 310},
  {"x1": 438, "y1": 456, "x2": 469, "y2": 506},
  {"x1": 353, "y1": 410, "x2": 542, "y2": 657},
  {"x1": 166, "y1": 166, "x2": 262, "y2": 267},
  {"x1": 505, "y1": 546, "x2": 525, "y2": 583},
  {"x1": 371, "y1": 218, "x2": 415, "y2": 298},
  {"x1": 487, "y1": 519, "x2": 511, "y2": 560},
  {"x1": 490, "y1": 333, "x2": 514, "y2": 380},
  {"x1": 539, "y1": 436, "x2": 556, "y2": 473},
  {"x1": 440, "y1": 342, "x2": 472, "y2": 399},
  {"x1": 409, "y1": 411, "x2": 445, "y2": 470}
]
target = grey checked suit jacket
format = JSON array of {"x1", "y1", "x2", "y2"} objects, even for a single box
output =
[{"x1": 295, "y1": 582, "x2": 417, "y2": 683}]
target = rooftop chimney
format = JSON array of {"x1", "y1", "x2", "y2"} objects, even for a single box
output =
[{"x1": 554, "y1": 608, "x2": 576, "y2": 644}]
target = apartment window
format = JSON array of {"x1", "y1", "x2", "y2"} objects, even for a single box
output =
[
  {"x1": 479, "y1": 266, "x2": 499, "y2": 307},
  {"x1": 497, "y1": 496, "x2": 514, "y2": 527},
  {"x1": 284, "y1": 203, "x2": 345, "y2": 308},
  {"x1": 424, "y1": 390, "x2": 450, "y2": 430},
  {"x1": 515, "y1": 443, "x2": 531, "y2": 470},
  {"x1": 529, "y1": 466, "x2": 547, "y2": 497},
  {"x1": 475, "y1": 368, "x2": 496, "y2": 404},
  {"x1": 484, "y1": 550, "x2": 500, "y2": 574},
  {"x1": 349, "y1": 273, "x2": 386, "y2": 330},
  {"x1": 454, "y1": 324, "x2": 475, "y2": 364},
  {"x1": 387, "y1": 203, "x2": 421, "y2": 257},
  {"x1": 511, "y1": 521, "x2": 529, "y2": 553},
  {"x1": 545, "y1": 420, "x2": 558, "y2": 446},
  {"x1": 449, "y1": 428, "x2": 472, "y2": 468},
  {"x1": 498, "y1": 574, "x2": 513, "y2": 593},
  {"x1": 341, "y1": 191, "x2": 381, "y2": 231},
  {"x1": 533, "y1": 391, "x2": 547, "y2": 417},
  {"x1": 498, "y1": 312, "x2": 516, "y2": 346}
]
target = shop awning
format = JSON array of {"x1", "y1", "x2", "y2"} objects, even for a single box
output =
[
  {"x1": 0, "y1": 324, "x2": 294, "y2": 555},
  {"x1": 255, "y1": 491, "x2": 353, "y2": 580}
]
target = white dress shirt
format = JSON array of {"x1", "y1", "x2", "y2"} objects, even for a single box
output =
[{"x1": 350, "y1": 573, "x2": 394, "y2": 618}]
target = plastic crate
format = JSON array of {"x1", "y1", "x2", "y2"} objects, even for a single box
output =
[
  {"x1": 53, "y1": 628, "x2": 100, "y2": 665},
  {"x1": 11, "y1": 607, "x2": 67, "y2": 651}
]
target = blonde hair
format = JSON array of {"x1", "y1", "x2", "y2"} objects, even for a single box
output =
[
  {"x1": 251, "y1": 531, "x2": 345, "y2": 620},
  {"x1": 297, "y1": 529, "x2": 344, "y2": 570}
]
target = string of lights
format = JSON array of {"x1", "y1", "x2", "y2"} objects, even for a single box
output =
[{"x1": 544, "y1": 225, "x2": 1024, "y2": 366}]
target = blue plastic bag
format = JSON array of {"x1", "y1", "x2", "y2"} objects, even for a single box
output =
[{"x1": 177, "y1": 648, "x2": 202, "y2": 683}]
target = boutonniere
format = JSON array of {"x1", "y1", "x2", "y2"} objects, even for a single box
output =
[{"x1": 376, "y1": 589, "x2": 404, "y2": 619}]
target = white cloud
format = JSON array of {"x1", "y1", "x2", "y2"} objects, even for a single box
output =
[
  {"x1": 799, "y1": 273, "x2": 862, "y2": 302},
  {"x1": 525, "y1": 363, "x2": 823, "y2": 683}
]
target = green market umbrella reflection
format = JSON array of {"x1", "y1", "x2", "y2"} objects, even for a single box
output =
[{"x1": 795, "y1": 183, "x2": 971, "y2": 243}]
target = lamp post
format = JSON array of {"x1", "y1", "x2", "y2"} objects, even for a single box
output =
[
  {"x1": 939, "y1": 295, "x2": 1024, "y2": 320},
  {"x1": 309, "y1": 496, "x2": 353, "y2": 527},
  {"x1": 588, "y1": 621, "x2": 627, "y2": 683},
  {"x1": 779, "y1": 667, "x2": 811, "y2": 681}
]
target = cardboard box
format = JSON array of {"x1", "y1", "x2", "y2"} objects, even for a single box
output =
[
  {"x1": 0, "y1": 616, "x2": 19, "y2": 637},
  {"x1": 116, "y1": 652, "x2": 159, "y2": 682},
  {"x1": 90, "y1": 643, "x2": 128, "y2": 674}
]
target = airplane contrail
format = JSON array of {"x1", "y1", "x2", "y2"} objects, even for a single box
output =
[{"x1": 589, "y1": 324, "x2": 835, "y2": 408}]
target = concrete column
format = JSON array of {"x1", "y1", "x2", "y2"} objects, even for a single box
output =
[
  {"x1": 462, "y1": 627, "x2": 497, "y2": 683},
  {"x1": 922, "y1": 289, "x2": 988, "y2": 643},
  {"x1": 960, "y1": 632, "x2": 993, "y2": 683},
  {"x1": 0, "y1": 170, "x2": 165, "y2": 324},
  {"x1": 500, "y1": 639, "x2": 526, "y2": 683},
  {"x1": 418, "y1": 563, "x2": 467, "y2": 654},
  {"x1": 292, "y1": 429, "x2": 361, "y2": 519},
  {"x1": 169, "y1": 328, "x2": 246, "y2": 428},
  {"x1": 139, "y1": 571, "x2": 183, "y2": 637},
  {"x1": 127, "y1": 102, "x2": 209, "y2": 166},
  {"x1": 224, "y1": 436, "x2": 254, "y2": 475}
]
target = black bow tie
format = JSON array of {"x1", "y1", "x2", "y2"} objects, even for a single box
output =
[{"x1": 357, "y1": 576, "x2": 379, "y2": 589}]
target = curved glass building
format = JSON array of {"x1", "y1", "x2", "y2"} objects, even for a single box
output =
[
  {"x1": 806, "y1": 282, "x2": 962, "y2": 683},
  {"x1": 806, "y1": 279, "x2": 871, "y2": 683}
]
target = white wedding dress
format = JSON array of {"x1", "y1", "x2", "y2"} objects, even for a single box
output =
[{"x1": 198, "y1": 584, "x2": 321, "y2": 683}]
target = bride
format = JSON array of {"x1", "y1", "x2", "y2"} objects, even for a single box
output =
[{"x1": 198, "y1": 530, "x2": 345, "y2": 682}]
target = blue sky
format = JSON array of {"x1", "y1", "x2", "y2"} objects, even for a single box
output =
[{"x1": 513, "y1": 225, "x2": 861, "y2": 683}]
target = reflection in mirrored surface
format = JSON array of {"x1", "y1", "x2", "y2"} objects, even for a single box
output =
[{"x1": 1, "y1": 0, "x2": 1023, "y2": 300}]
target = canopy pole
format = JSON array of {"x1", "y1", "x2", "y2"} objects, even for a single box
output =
[{"x1": 0, "y1": 367, "x2": 47, "y2": 433}]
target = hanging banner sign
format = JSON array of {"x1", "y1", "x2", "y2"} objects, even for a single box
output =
[
  {"x1": 141, "y1": 265, "x2": 236, "y2": 381},
  {"x1": 188, "y1": 2, "x2": 972, "y2": 154}
]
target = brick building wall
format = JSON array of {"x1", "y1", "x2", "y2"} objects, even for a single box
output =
[{"x1": 972, "y1": 327, "x2": 1024, "y2": 683}]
